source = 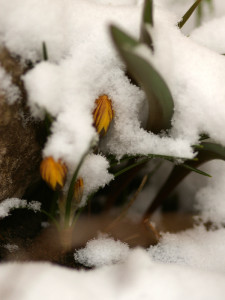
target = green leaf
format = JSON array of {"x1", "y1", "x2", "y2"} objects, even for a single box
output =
[
  {"x1": 44, "y1": 111, "x2": 54, "y2": 135},
  {"x1": 143, "y1": 0, "x2": 153, "y2": 26},
  {"x1": 140, "y1": 0, "x2": 154, "y2": 50},
  {"x1": 177, "y1": 0, "x2": 202, "y2": 29},
  {"x1": 42, "y1": 41, "x2": 48, "y2": 61},
  {"x1": 199, "y1": 133, "x2": 210, "y2": 141},
  {"x1": 206, "y1": 0, "x2": 214, "y2": 12},
  {"x1": 111, "y1": 25, "x2": 174, "y2": 133},
  {"x1": 111, "y1": 26, "x2": 139, "y2": 49},
  {"x1": 196, "y1": 0, "x2": 214, "y2": 26},
  {"x1": 198, "y1": 142, "x2": 225, "y2": 161},
  {"x1": 181, "y1": 163, "x2": 211, "y2": 177},
  {"x1": 65, "y1": 145, "x2": 91, "y2": 227},
  {"x1": 143, "y1": 141, "x2": 225, "y2": 217},
  {"x1": 109, "y1": 152, "x2": 195, "y2": 169},
  {"x1": 113, "y1": 158, "x2": 150, "y2": 178}
]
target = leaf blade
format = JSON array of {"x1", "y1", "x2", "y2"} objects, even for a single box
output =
[
  {"x1": 111, "y1": 25, "x2": 174, "y2": 133},
  {"x1": 177, "y1": 0, "x2": 202, "y2": 29},
  {"x1": 140, "y1": 0, "x2": 154, "y2": 50}
]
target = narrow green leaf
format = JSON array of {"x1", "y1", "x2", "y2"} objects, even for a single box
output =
[
  {"x1": 111, "y1": 26, "x2": 139, "y2": 49},
  {"x1": 199, "y1": 133, "x2": 210, "y2": 141},
  {"x1": 181, "y1": 163, "x2": 211, "y2": 177},
  {"x1": 41, "y1": 209, "x2": 60, "y2": 231},
  {"x1": 114, "y1": 158, "x2": 149, "y2": 178},
  {"x1": 44, "y1": 111, "x2": 54, "y2": 135},
  {"x1": 143, "y1": 141, "x2": 225, "y2": 217},
  {"x1": 196, "y1": 2, "x2": 203, "y2": 27},
  {"x1": 206, "y1": 0, "x2": 214, "y2": 12},
  {"x1": 111, "y1": 25, "x2": 174, "y2": 133},
  {"x1": 192, "y1": 144, "x2": 204, "y2": 149},
  {"x1": 65, "y1": 145, "x2": 91, "y2": 226},
  {"x1": 140, "y1": 0, "x2": 154, "y2": 50},
  {"x1": 143, "y1": 0, "x2": 153, "y2": 26},
  {"x1": 109, "y1": 152, "x2": 195, "y2": 169},
  {"x1": 199, "y1": 142, "x2": 225, "y2": 161},
  {"x1": 177, "y1": 0, "x2": 202, "y2": 29},
  {"x1": 42, "y1": 41, "x2": 48, "y2": 61}
]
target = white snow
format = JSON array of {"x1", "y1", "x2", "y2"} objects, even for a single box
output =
[
  {"x1": 194, "y1": 160, "x2": 225, "y2": 225},
  {"x1": 79, "y1": 154, "x2": 114, "y2": 205},
  {"x1": 135, "y1": 8, "x2": 225, "y2": 150},
  {"x1": 74, "y1": 235, "x2": 129, "y2": 267},
  {"x1": 0, "y1": 66, "x2": 20, "y2": 104},
  {"x1": 149, "y1": 225, "x2": 225, "y2": 273},
  {"x1": 0, "y1": 198, "x2": 41, "y2": 218},
  {"x1": 3, "y1": 244, "x2": 19, "y2": 253},
  {"x1": 191, "y1": 16, "x2": 225, "y2": 54},
  {"x1": 1, "y1": 249, "x2": 225, "y2": 300}
]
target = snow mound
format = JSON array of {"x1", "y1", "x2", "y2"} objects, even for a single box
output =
[
  {"x1": 74, "y1": 235, "x2": 129, "y2": 267},
  {"x1": 1, "y1": 249, "x2": 225, "y2": 300}
]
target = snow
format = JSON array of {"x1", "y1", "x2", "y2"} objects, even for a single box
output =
[
  {"x1": 157, "y1": 0, "x2": 225, "y2": 34},
  {"x1": 0, "y1": 198, "x2": 41, "y2": 218},
  {"x1": 3, "y1": 244, "x2": 19, "y2": 253},
  {"x1": 1, "y1": 249, "x2": 225, "y2": 300},
  {"x1": 74, "y1": 235, "x2": 129, "y2": 267},
  {"x1": 194, "y1": 160, "x2": 225, "y2": 225},
  {"x1": 79, "y1": 154, "x2": 114, "y2": 205},
  {"x1": 191, "y1": 16, "x2": 225, "y2": 54},
  {"x1": 135, "y1": 8, "x2": 225, "y2": 150},
  {"x1": 0, "y1": 66, "x2": 20, "y2": 104},
  {"x1": 149, "y1": 225, "x2": 225, "y2": 273}
]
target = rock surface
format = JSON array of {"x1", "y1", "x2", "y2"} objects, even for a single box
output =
[{"x1": 0, "y1": 48, "x2": 44, "y2": 201}]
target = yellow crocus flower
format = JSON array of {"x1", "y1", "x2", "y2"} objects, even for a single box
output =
[
  {"x1": 40, "y1": 156, "x2": 67, "y2": 191},
  {"x1": 93, "y1": 94, "x2": 114, "y2": 135}
]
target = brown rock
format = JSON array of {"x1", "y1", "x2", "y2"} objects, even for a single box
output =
[{"x1": 0, "y1": 48, "x2": 44, "y2": 201}]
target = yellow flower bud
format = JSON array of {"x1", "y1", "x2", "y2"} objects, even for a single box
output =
[
  {"x1": 40, "y1": 156, "x2": 67, "y2": 191},
  {"x1": 74, "y1": 177, "x2": 84, "y2": 203},
  {"x1": 93, "y1": 94, "x2": 114, "y2": 135}
]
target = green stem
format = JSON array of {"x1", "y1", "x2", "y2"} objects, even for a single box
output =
[
  {"x1": 64, "y1": 148, "x2": 90, "y2": 227},
  {"x1": 50, "y1": 191, "x2": 59, "y2": 218},
  {"x1": 71, "y1": 207, "x2": 84, "y2": 227},
  {"x1": 41, "y1": 209, "x2": 60, "y2": 231}
]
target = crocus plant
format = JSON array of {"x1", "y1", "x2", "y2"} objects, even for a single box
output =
[{"x1": 34, "y1": 0, "x2": 225, "y2": 246}]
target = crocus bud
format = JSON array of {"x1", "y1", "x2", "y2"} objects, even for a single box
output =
[
  {"x1": 74, "y1": 177, "x2": 84, "y2": 203},
  {"x1": 93, "y1": 94, "x2": 114, "y2": 135},
  {"x1": 40, "y1": 156, "x2": 67, "y2": 191}
]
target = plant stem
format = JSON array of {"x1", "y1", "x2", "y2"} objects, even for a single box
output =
[{"x1": 64, "y1": 148, "x2": 90, "y2": 227}]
